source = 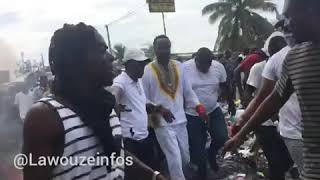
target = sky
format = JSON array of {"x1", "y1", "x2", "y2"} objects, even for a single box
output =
[{"x1": 0, "y1": 0, "x2": 284, "y2": 64}]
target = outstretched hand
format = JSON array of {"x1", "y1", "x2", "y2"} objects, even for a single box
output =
[{"x1": 223, "y1": 134, "x2": 245, "y2": 152}]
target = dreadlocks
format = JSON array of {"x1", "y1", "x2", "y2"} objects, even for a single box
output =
[{"x1": 49, "y1": 23, "x2": 118, "y2": 159}]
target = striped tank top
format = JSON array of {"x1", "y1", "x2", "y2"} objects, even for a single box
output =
[
  {"x1": 39, "y1": 97, "x2": 125, "y2": 180},
  {"x1": 276, "y1": 42, "x2": 320, "y2": 180}
]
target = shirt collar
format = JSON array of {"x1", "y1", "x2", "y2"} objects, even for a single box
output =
[{"x1": 123, "y1": 71, "x2": 136, "y2": 84}]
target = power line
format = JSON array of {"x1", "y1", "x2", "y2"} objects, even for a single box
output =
[{"x1": 107, "y1": 2, "x2": 148, "y2": 26}]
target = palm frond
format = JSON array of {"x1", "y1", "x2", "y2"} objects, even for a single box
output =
[
  {"x1": 208, "y1": 9, "x2": 229, "y2": 24},
  {"x1": 202, "y1": 2, "x2": 232, "y2": 16},
  {"x1": 243, "y1": 0, "x2": 276, "y2": 12}
]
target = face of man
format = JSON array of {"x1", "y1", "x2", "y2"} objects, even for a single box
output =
[
  {"x1": 154, "y1": 38, "x2": 171, "y2": 63},
  {"x1": 127, "y1": 60, "x2": 148, "y2": 80},
  {"x1": 283, "y1": 0, "x2": 316, "y2": 43},
  {"x1": 195, "y1": 54, "x2": 212, "y2": 73},
  {"x1": 86, "y1": 31, "x2": 115, "y2": 88}
]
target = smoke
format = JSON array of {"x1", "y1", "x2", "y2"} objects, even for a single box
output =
[{"x1": 0, "y1": 38, "x2": 17, "y2": 82}]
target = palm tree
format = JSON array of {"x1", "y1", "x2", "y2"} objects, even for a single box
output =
[
  {"x1": 202, "y1": 0, "x2": 276, "y2": 51},
  {"x1": 113, "y1": 44, "x2": 126, "y2": 63}
]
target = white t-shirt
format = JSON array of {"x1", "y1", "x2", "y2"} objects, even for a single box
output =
[
  {"x1": 247, "y1": 61, "x2": 275, "y2": 126},
  {"x1": 183, "y1": 59, "x2": 227, "y2": 116},
  {"x1": 262, "y1": 46, "x2": 302, "y2": 140},
  {"x1": 14, "y1": 91, "x2": 34, "y2": 121},
  {"x1": 142, "y1": 60, "x2": 200, "y2": 127},
  {"x1": 112, "y1": 72, "x2": 149, "y2": 140}
]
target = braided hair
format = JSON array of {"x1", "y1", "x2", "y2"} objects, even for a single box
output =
[{"x1": 49, "y1": 23, "x2": 118, "y2": 158}]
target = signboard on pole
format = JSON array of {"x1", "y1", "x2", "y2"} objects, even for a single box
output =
[{"x1": 147, "y1": 0, "x2": 175, "y2": 13}]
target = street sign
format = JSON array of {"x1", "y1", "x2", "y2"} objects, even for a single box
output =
[{"x1": 147, "y1": 0, "x2": 175, "y2": 13}]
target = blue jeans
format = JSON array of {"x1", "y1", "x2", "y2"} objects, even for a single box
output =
[{"x1": 186, "y1": 107, "x2": 228, "y2": 178}]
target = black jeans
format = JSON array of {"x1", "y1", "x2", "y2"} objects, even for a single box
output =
[
  {"x1": 186, "y1": 107, "x2": 229, "y2": 178},
  {"x1": 124, "y1": 136, "x2": 155, "y2": 169},
  {"x1": 255, "y1": 126, "x2": 294, "y2": 180}
]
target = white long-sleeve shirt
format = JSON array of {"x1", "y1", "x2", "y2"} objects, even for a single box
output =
[{"x1": 142, "y1": 60, "x2": 200, "y2": 127}]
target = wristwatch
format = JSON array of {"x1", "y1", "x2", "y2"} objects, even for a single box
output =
[{"x1": 152, "y1": 171, "x2": 160, "y2": 180}]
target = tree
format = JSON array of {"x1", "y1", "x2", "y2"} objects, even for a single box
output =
[
  {"x1": 202, "y1": 0, "x2": 276, "y2": 51},
  {"x1": 141, "y1": 44, "x2": 155, "y2": 59},
  {"x1": 113, "y1": 44, "x2": 126, "y2": 63}
]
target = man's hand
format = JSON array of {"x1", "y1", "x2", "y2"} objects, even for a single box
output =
[
  {"x1": 156, "y1": 106, "x2": 175, "y2": 123},
  {"x1": 115, "y1": 104, "x2": 132, "y2": 113},
  {"x1": 199, "y1": 113, "x2": 209, "y2": 124},
  {"x1": 196, "y1": 104, "x2": 208, "y2": 123},
  {"x1": 223, "y1": 134, "x2": 245, "y2": 152},
  {"x1": 230, "y1": 124, "x2": 241, "y2": 137}
]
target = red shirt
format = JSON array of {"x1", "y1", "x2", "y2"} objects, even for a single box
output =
[{"x1": 240, "y1": 53, "x2": 264, "y2": 71}]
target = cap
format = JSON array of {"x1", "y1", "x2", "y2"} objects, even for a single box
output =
[{"x1": 123, "y1": 48, "x2": 149, "y2": 63}]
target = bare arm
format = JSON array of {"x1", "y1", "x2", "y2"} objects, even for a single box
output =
[
  {"x1": 23, "y1": 103, "x2": 63, "y2": 180},
  {"x1": 237, "y1": 89, "x2": 285, "y2": 139},
  {"x1": 224, "y1": 89, "x2": 286, "y2": 151},
  {"x1": 237, "y1": 78, "x2": 276, "y2": 127}
]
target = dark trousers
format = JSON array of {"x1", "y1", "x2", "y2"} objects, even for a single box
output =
[
  {"x1": 256, "y1": 126, "x2": 294, "y2": 180},
  {"x1": 186, "y1": 107, "x2": 229, "y2": 178},
  {"x1": 124, "y1": 136, "x2": 155, "y2": 169}
]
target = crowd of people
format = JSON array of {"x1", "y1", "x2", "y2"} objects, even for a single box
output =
[{"x1": 19, "y1": 0, "x2": 320, "y2": 180}]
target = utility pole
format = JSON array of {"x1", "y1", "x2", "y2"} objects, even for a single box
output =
[
  {"x1": 105, "y1": 25, "x2": 113, "y2": 56},
  {"x1": 161, "y1": 12, "x2": 167, "y2": 35}
]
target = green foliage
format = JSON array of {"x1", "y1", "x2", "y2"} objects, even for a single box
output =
[{"x1": 202, "y1": 0, "x2": 276, "y2": 51}]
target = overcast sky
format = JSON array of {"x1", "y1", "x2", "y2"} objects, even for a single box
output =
[{"x1": 0, "y1": 0, "x2": 284, "y2": 63}]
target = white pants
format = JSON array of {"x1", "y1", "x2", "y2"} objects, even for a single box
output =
[{"x1": 155, "y1": 123, "x2": 190, "y2": 180}]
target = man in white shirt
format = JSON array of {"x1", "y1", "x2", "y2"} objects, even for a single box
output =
[
  {"x1": 14, "y1": 83, "x2": 34, "y2": 122},
  {"x1": 241, "y1": 36, "x2": 294, "y2": 180},
  {"x1": 142, "y1": 35, "x2": 208, "y2": 180},
  {"x1": 183, "y1": 47, "x2": 231, "y2": 179},
  {"x1": 262, "y1": 45, "x2": 303, "y2": 173},
  {"x1": 111, "y1": 48, "x2": 155, "y2": 168}
]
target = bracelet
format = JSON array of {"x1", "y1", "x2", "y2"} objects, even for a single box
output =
[{"x1": 152, "y1": 171, "x2": 160, "y2": 180}]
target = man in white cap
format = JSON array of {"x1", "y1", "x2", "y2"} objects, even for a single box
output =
[{"x1": 111, "y1": 48, "x2": 169, "y2": 172}]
